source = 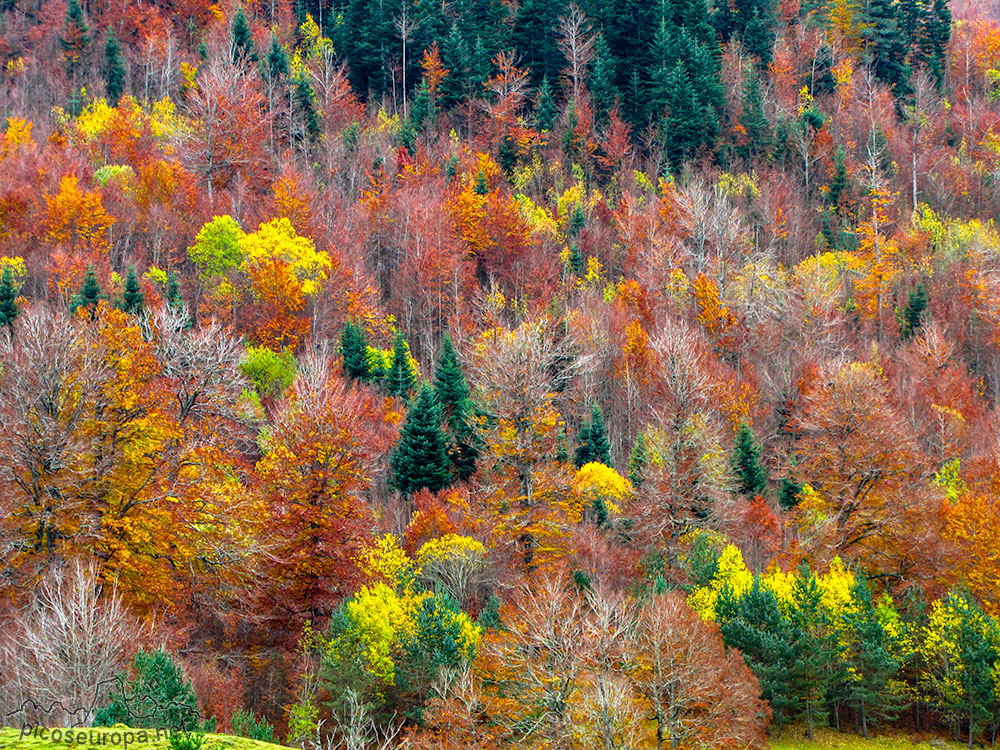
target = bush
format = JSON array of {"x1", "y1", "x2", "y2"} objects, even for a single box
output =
[{"x1": 231, "y1": 708, "x2": 275, "y2": 743}]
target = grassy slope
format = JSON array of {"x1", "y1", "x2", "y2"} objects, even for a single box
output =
[
  {"x1": 0, "y1": 727, "x2": 294, "y2": 750},
  {"x1": 772, "y1": 727, "x2": 970, "y2": 750}
]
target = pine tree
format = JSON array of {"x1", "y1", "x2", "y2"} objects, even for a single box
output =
[
  {"x1": 589, "y1": 33, "x2": 619, "y2": 122},
  {"x1": 901, "y1": 282, "x2": 928, "y2": 339},
  {"x1": 95, "y1": 649, "x2": 204, "y2": 731},
  {"x1": 293, "y1": 71, "x2": 322, "y2": 143},
  {"x1": 340, "y1": 321, "x2": 370, "y2": 380},
  {"x1": 120, "y1": 267, "x2": 144, "y2": 316},
  {"x1": 0, "y1": 266, "x2": 20, "y2": 327},
  {"x1": 264, "y1": 33, "x2": 290, "y2": 84},
  {"x1": 920, "y1": 0, "x2": 951, "y2": 88},
  {"x1": 862, "y1": 0, "x2": 911, "y2": 98},
  {"x1": 439, "y1": 24, "x2": 470, "y2": 109},
  {"x1": 788, "y1": 566, "x2": 838, "y2": 739},
  {"x1": 104, "y1": 28, "x2": 126, "y2": 105},
  {"x1": 387, "y1": 330, "x2": 417, "y2": 399},
  {"x1": 392, "y1": 384, "x2": 452, "y2": 495},
  {"x1": 741, "y1": 6, "x2": 775, "y2": 66},
  {"x1": 434, "y1": 334, "x2": 479, "y2": 480},
  {"x1": 739, "y1": 69, "x2": 771, "y2": 163},
  {"x1": 628, "y1": 430, "x2": 647, "y2": 486},
  {"x1": 575, "y1": 403, "x2": 612, "y2": 467},
  {"x1": 231, "y1": 7, "x2": 257, "y2": 66},
  {"x1": 61, "y1": 0, "x2": 91, "y2": 80},
  {"x1": 534, "y1": 77, "x2": 558, "y2": 131},
  {"x1": 731, "y1": 421, "x2": 768, "y2": 497},
  {"x1": 411, "y1": 79, "x2": 435, "y2": 132},
  {"x1": 71, "y1": 266, "x2": 102, "y2": 319}
]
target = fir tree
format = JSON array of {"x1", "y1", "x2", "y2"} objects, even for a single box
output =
[
  {"x1": 920, "y1": 0, "x2": 951, "y2": 88},
  {"x1": 828, "y1": 144, "x2": 849, "y2": 215},
  {"x1": 589, "y1": 33, "x2": 619, "y2": 122},
  {"x1": 411, "y1": 79, "x2": 435, "y2": 132},
  {"x1": 434, "y1": 335, "x2": 479, "y2": 480},
  {"x1": 534, "y1": 77, "x2": 558, "y2": 132},
  {"x1": 439, "y1": 24, "x2": 470, "y2": 109},
  {"x1": 901, "y1": 282, "x2": 928, "y2": 339},
  {"x1": 628, "y1": 430, "x2": 647, "y2": 486},
  {"x1": 104, "y1": 28, "x2": 126, "y2": 105},
  {"x1": 293, "y1": 71, "x2": 322, "y2": 143},
  {"x1": 70, "y1": 266, "x2": 102, "y2": 319},
  {"x1": 392, "y1": 384, "x2": 452, "y2": 494},
  {"x1": 568, "y1": 243, "x2": 585, "y2": 276},
  {"x1": 575, "y1": 403, "x2": 612, "y2": 467},
  {"x1": 231, "y1": 7, "x2": 257, "y2": 66},
  {"x1": 862, "y1": 0, "x2": 911, "y2": 98},
  {"x1": 387, "y1": 330, "x2": 417, "y2": 398},
  {"x1": 120, "y1": 267, "x2": 144, "y2": 316},
  {"x1": 779, "y1": 474, "x2": 802, "y2": 510},
  {"x1": 95, "y1": 649, "x2": 205, "y2": 731},
  {"x1": 731, "y1": 421, "x2": 768, "y2": 497},
  {"x1": 61, "y1": 0, "x2": 91, "y2": 80},
  {"x1": 340, "y1": 321, "x2": 370, "y2": 380},
  {"x1": 788, "y1": 566, "x2": 839, "y2": 739},
  {"x1": 166, "y1": 272, "x2": 183, "y2": 311},
  {"x1": 739, "y1": 69, "x2": 771, "y2": 163},
  {"x1": 741, "y1": 6, "x2": 775, "y2": 66},
  {"x1": 263, "y1": 33, "x2": 290, "y2": 84},
  {"x1": 0, "y1": 265, "x2": 20, "y2": 327}
]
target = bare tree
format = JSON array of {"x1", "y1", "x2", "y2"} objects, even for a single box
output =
[
  {"x1": 557, "y1": 4, "x2": 596, "y2": 104},
  {"x1": 0, "y1": 559, "x2": 143, "y2": 727}
]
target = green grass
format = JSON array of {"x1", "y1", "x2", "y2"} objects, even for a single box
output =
[
  {"x1": 0, "y1": 726, "x2": 293, "y2": 750},
  {"x1": 772, "y1": 726, "x2": 971, "y2": 750}
]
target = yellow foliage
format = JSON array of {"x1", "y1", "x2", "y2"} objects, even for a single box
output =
[
  {"x1": 688, "y1": 544, "x2": 754, "y2": 620},
  {"x1": 0, "y1": 256, "x2": 28, "y2": 280},
  {"x1": 571, "y1": 462, "x2": 633, "y2": 514},
  {"x1": 515, "y1": 194, "x2": 560, "y2": 239},
  {"x1": 75, "y1": 98, "x2": 117, "y2": 140},
  {"x1": 239, "y1": 218, "x2": 332, "y2": 296},
  {"x1": 356, "y1": 534, "x2": 419, "y2": 588},
  {"x1": 416, "y1": 534, "x2": 487, "y2": 568},
  {"x1": 3, "y1": 117, "x2": 33, "y2": 153}
]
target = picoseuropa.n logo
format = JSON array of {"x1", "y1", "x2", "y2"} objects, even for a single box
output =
[{"x1": 17, "y1": 726, "x2": 178, "y2": 748}]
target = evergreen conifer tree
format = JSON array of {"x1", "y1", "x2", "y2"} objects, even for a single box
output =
[
  {"x1": 534, "y1": 77, "x2": 558, "y2": 131},
  {"x1": 739, "y1": 69, "x2": 771, "y2": 162},
  {"x1": 589, "y1": 34, "x2": 619, "y2": 122},
  {"x1": 95, "y1": 649, "x2": 205, "y2": 731},
  {"x1": 575, "y1": 403, "x2": 611, "y2": 467},
  {"x1": 71, "y1": 266, "x2": 102, "y2": 319},
  {"x1": 411, "y1": 79, "x2": 435, "y2": 131},
  {"x1": 387, "y1": 331, "x2": 417, "y2": 398},
  {"x1": 120, "y1": 267, "x2": 144, "y2": 316},
  {"x1": 731, "y1": 421, "x2": 768, "y2": 497},
  {"x1": 61, "y1": 0, "x2": 91, "y2": 80},
  {"x1": 392, "y1": 384, "x2": 452, "y2": 494},
  {"x1": 434, "y1": 335, "x2": 479, "y2": 480},
  {"x1": 104, "y1": 28, "x2": 126, "y2": 105},
  {"x1": 293, "y1": 71, "x2": 322, "y2": 143},
  {"x1": 901, "y1": 282, "x2": 928, "y2": 339},
  {"x1": 340, "y1": 321, "x2": 370, "y2": 380},
  {"x1": 0, "y1": 266, "x2": 20, "y2": 328},
  {"x1": 231, "y1": 7, "x2": 257, "y2": 65},
  {"x1": 264, "y1": 33, "x2": 290, "y2": 84},
  {"x1": 628, "y1": 430, "x2": 646, "y2": 486}
]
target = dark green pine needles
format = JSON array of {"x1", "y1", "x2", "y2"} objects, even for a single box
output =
[{"x1": 392, "y1": 384, "x2": 452, "y2": 495}]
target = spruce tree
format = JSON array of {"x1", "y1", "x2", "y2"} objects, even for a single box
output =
[
  {"x1": 439, "y1": 24, "x2": 469, "y2": 109},
  {"x1": 628, "y1": 430, "x2": 647, "y2": 486},
  {"x1": 534, "y1": 77, "x2": 558, "y2": 132},
  {"x1": 340, "y1": 321, "x2": 370, "y2": 380},
  {"x1": 731, "y1": 421, "x2": 768, "y2": 498},
  {"x1": 575, "y1": 403, "x2": 612, "y2": 467},
  {"x1": 386, "y1": 331, "x2": 417, "y2": 398},
  {"x1": 411, "y1": 79, "x2": 435, "y2": 132},
  {"x1": 392, "y1": 384, "x2": 452, "y2": 494},
  {"x1": 741, "y1": 6, "x2": 775, "y2": 66},
  {"x1": 589, "y1": 34, "x2": 619, "y2": 123},
  {"x1": 0, "y1": 266, "x2": 20, "y2": 327},
  {"x1": 434, "y1": 335, "x2": 479, "y2": 480},
  {"x1": 166, "y1": 272, "x2": 183, "y2": 311},
  {"x1": 828, "y1": 144, "x2": 849, "y2": 215},
  {"x1": 263, "y1": 33, "x2": 290, "y2": 84},
  {"x1": 788, "y1": 566, "x2": 838, "y2": 739},
  {"x1": 739, "y1": 69, "x2": 771, "y2": 163},
  {"x1": 71, "y1": 265, "x2": 102, "y2": 319},
  {"x1": 778, "y1": 474, "x2": 802, "y2": 510},
  {"x1": 61, "y1": 0, "x2": 91, "y2": 80},
  {"x1": 120, "y1": 267, "x2": 144, "y2": 316},
  {"x1": 293, "y1": 71, "x2": 322, "y2": 143},
  {"x1": 901, "y1": 282, "x2": 928, "y2": 339},
  {"x1": 920, "y1": 0, "x2": 951, "y2": 88},
  {"x1": 231, "y1": 7, "x2": 257, "y2": 66},
  {"x1": 862, "y1": 0, "x2": 911, "y2": 98},
  {"x1": 95, "y1": 649, "x2": 204, "y2": 731},
  {"x1": 104, "y1": 28, "x2": 126, "y2": 105}
]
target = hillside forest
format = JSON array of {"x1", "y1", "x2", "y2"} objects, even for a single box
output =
[{"x1": 2, "y1": 0, "x2": 1000, "y2": 747}]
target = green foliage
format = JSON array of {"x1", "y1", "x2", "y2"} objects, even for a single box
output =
[
  {"x1": 901, "y1": 282, "x2": 928, "y2": 339},
  {"x1": 188, "y1": 216, "x2": 245, "y2": 277},
  {"x1": 231, "y1": 7, "x2": 256, "y2": 65},
  {"x1": 628, "y1": 430, "x2": 647, "y2": 486},
  {"x1": 293, "y1": 71, "x2": 322, "y2": 143},
  {"x1": 104, "y1": 28, "x2": 125, "y2": 105},
  {"x1": 589, "y1": 34, "x2": 618, "y2": 123},
  {"x1": 434, "y1": 334, "x2": 479, "y2": 480},
  {"x1": 0, "y1": 265, "x2": 20, "y2": 327},
  {"x1": 391, "y1": 384, "x2": 452, "y2": 494},
  {"x1": 168, "y1": 731, "x2": 205, "y2": 750},
  {"x1": 779, "y1": 474, "x2": 802, "y2": 510},
  {"x1": 411, "y1": 79, "x2": 435, "y2": 132},
  {"x1": 340, "y1": 321, "x2": 370, "y2": 380},
  {"x1": 241, "y1": 346, "x2": 296, "y2": 400},
  {"x1": 120, "y1": 267, "x2": 144, "y2": 316},
  {"x1": 739, "y1": 70, "x2": 771, "y2": 162},
  {"x1": 263, "y1": 34, "x2": 289, "y2": 84},
  {"x1": 574, "y1": 403, "x2": 611, "y2": 468},
  {"x1": 684, "y1": 532, "x2": 722, "y2": 589},
  {"x1": 386, "y1": 330, "x2": 417, "y2": 398},
  {"x1": 230, "y1": 709, "x2": 275, "y2": 744},
  {"x1": 731, "y1": 421, "x2": 768, "y2": 498},
  {"x1": 94, "y1": 649, "x2": 204, "y2": 732},
  {"x1": 70, "y1": 265, "x2": 102, "y2": 319},
  {"x1": 534, "y1": 77, "x2": 557, "y2": 132}
]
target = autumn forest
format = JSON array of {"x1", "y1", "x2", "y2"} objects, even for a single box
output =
[{"x1": 1, "y1": 0, "x2": 1000, "y2": 747}]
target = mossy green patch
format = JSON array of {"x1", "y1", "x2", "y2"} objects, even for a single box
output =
[
  {"x1": 771, "y1": 726, "x2": 969, "y2": 750},
  {"x1": 0, "y1": 727, "x2": 292, "y2": 750}
]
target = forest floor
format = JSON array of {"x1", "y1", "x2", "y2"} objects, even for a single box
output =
[
  {"x1": 773, "y1": 726, "x2": 974, "y2": 750},
  {"x1": 0, "y1": 727, "x2": 293, "y2": 750}
]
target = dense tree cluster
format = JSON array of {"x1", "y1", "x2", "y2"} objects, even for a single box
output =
[{"x1": 3, "y1": 0, "x2": 1000, "y2": 746}]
